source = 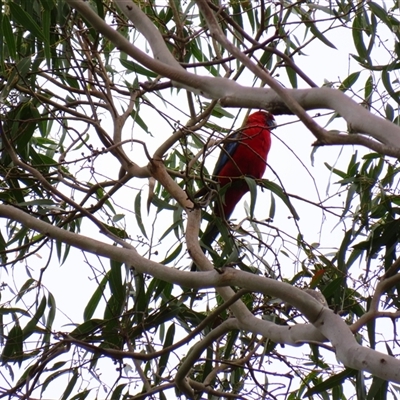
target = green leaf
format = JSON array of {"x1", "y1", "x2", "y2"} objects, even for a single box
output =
[
  {"x1": 189, "y1": 40, "x2": 219, "y2": 77},
  {"x1": 131, "y1": 109, "x2": 149, "y2": 133},
  {"x1": 244, "y1": 176, "x2": 258, "y2": 218},
  {"x1": 306, "y1": 21, "x2": 337, "y2": 49},
  {"x1": 109, "y1": 260, "x2": 125, "y2": 307},
  {"x1": 2, "y1": 15, "x2": 16, "y2": 60},
  {"x1": 356, "y1": 370, "x2": 367, "y2": 398},
  {"x1": 261, "y1": 180, "x2": 299, "y2": 220},
  {"x1": 61, "y1": 368, "x2": 78, "y2": 400},
  {"x1": 46, "y1": 361, "x2": 67, "y2": 372},
  {"x1": 352, "y1": 13, "x2": 369, "y2": 60},
  {"x1": 45, "y1": 293, "x2": 56, "y2": 344},
  {"x1": 158, "y1": 323, "x2": 175, "y2": 379},
  {"x1": 119, "y1": 57, "x2": 158, "y2": 78},
  {"x1": 16, "y1": 57, "x2": 32, "y2": 80},
  {"x1": 346, "y1": 247, "x2": 363, "y2": 271},
  {"x1": 382, "y1": 68, "x2": 400, "y2": 105},
  {"x1": 304, "y1": 368, "x2": 356, "y2": 397},
  {"x1": 147, "y1": 278, "x2": 171, "y2": 304},
  {"x1": 286, "y1": 64, "x2": 298, "y2": 88},
  {"x1": 0, "y1": 230, "x2": 7, "y2": 264},
  {"x1": 134, "y1": 274, "x2": 147, "y2": 324},
  {"x1": 230, "y1": 3, "x2": 243, "y2": 35},
  {"x1": 203, "y1": 103, "x2": 234, "y2": 118},
  {"x1": 134, "y1": 191, "x2": 148, "y2": 239},
  {"x1": 337, "y1": 229, "x2": 353, "y2": 273},
  {"x1": 111, "y1": 384, "x2": 127, "y2": 400},
  {"x1": 22, "y1": 296, "x2": 46, "y2": 340},
  {"x1": 16, "y1": 279, "x2": 35, "y2": 302},
  {"x1": 70, "y1": 319, "x2": 104, "y2": 337},
  {"x1": 43, "y1": 8, "x2": 51, "y2": 67},
  {"x1": 367, "y1": 376, "x2": 388, "y2": 399},
  {"x1": 41, "y1": 369, "x2": 70, "y2": 396},
  {"x1": 324, "y1": 162, "x2": 347, "y2": 179},
  {"x1": 63, "y1": 74, "x2": 81, "y2": 91},
  {"x1": 161, "y1": 243, "x2": 183, "y2": 265},
  {"x1": 70, "y1": 389, "x2": 92, "y2": 400},
  {"x1": 244, "y1": 2, "x2": 255, "y2": 32},
  {"x1": 369, "y1": 2, "x2": 396, "y2": 31},
  {"x1": 102, "y1": 223, "x2": 128, "y2": 239},
  {"x1": 322, "y1": 276, "x2": 344, "y2": 299},
  {"x1": 339, "y1": 71, "x2": 361, "y2": 92},
  {"x1": 385, "y1": 103, "x2": 394, "y2": 121},
  {"x1": 84, "y1": 273, "x2": 109, "y2": 321},
  {"x1": 307, "y1": 4, "x2": 334, "y2": 15},
  {"x1": 16, "y1": 199, "x2": 56, "y2": 207},
  {"x1": 112, "y1": 213, "x2": 125, "y2": 223},
  {"x1": 0, "y1": 308, "x2": 29, "y2": 317},
  {"x1": 95, "y1": 187, "x2": 116, "y2": 215},
  {"x1": 269, "y1": 192, "x2": 276, "y2": 220},
  {"x1": 172, "y1": 204, "x2": 184, "y2": 240},
  {"x1": 159, "y1": 219, "x2": 183, "y2": 241},
  {"x1": 2, "y1": 323, "x2": 23, "y2": 364},
  {"x1": 94, "y1": 0, "x2": 105, "y2": 19},
  {"x1": 39, "y1": 0, "x2": 56, "y2": 11},
  {"x1": 9, "y1": 2, "x2": 46, "y2": 42},
  {"x1": 224, "y1": 330, "x2": 239, "y2": 360},
  {"x1": 364, "y1": 75, "x2": 374, "y2": 101},
  {"x1": 366, "y1": 297, "x2": 376, "y2": 349},
  {"x1": 259, "y1": 47, "x2": 273, "y2": 71}
]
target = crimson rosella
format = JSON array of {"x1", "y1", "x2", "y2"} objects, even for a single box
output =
[{"x1": 192, "y1": 110, "x2": 275, "y2": 270}]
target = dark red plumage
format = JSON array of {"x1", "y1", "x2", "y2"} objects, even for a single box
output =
[
  {"x1": 212, "y1": 110, "x2": 274, "y2": 220},
  {"x1": 196, "y1": 110, "x2": 275, "y2": 264}
]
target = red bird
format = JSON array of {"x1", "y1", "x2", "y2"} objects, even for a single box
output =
[{"x1": 192, "y1": 110, "x2": 275, "y2": 270}]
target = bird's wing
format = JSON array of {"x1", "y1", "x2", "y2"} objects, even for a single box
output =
[{"x1": 212, "y1": 130, "x2": 241, "y2": 177}]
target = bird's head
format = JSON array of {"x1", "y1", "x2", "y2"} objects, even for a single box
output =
[{"x1": 248, "y1": 110, "x2": 276, "y2": 130}]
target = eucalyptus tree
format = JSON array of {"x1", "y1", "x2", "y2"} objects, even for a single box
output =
[{"x1": 1, "y1": 1, "x2": 400, "y2": 398}]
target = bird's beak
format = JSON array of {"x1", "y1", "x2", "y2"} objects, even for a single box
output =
[{"x1": 267, "y1": 118, "x2": 277, "y2": 130}]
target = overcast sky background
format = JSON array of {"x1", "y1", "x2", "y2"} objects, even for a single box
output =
[{"x1": 1, "y1": 2, "x2": 398, "y2": 397}]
